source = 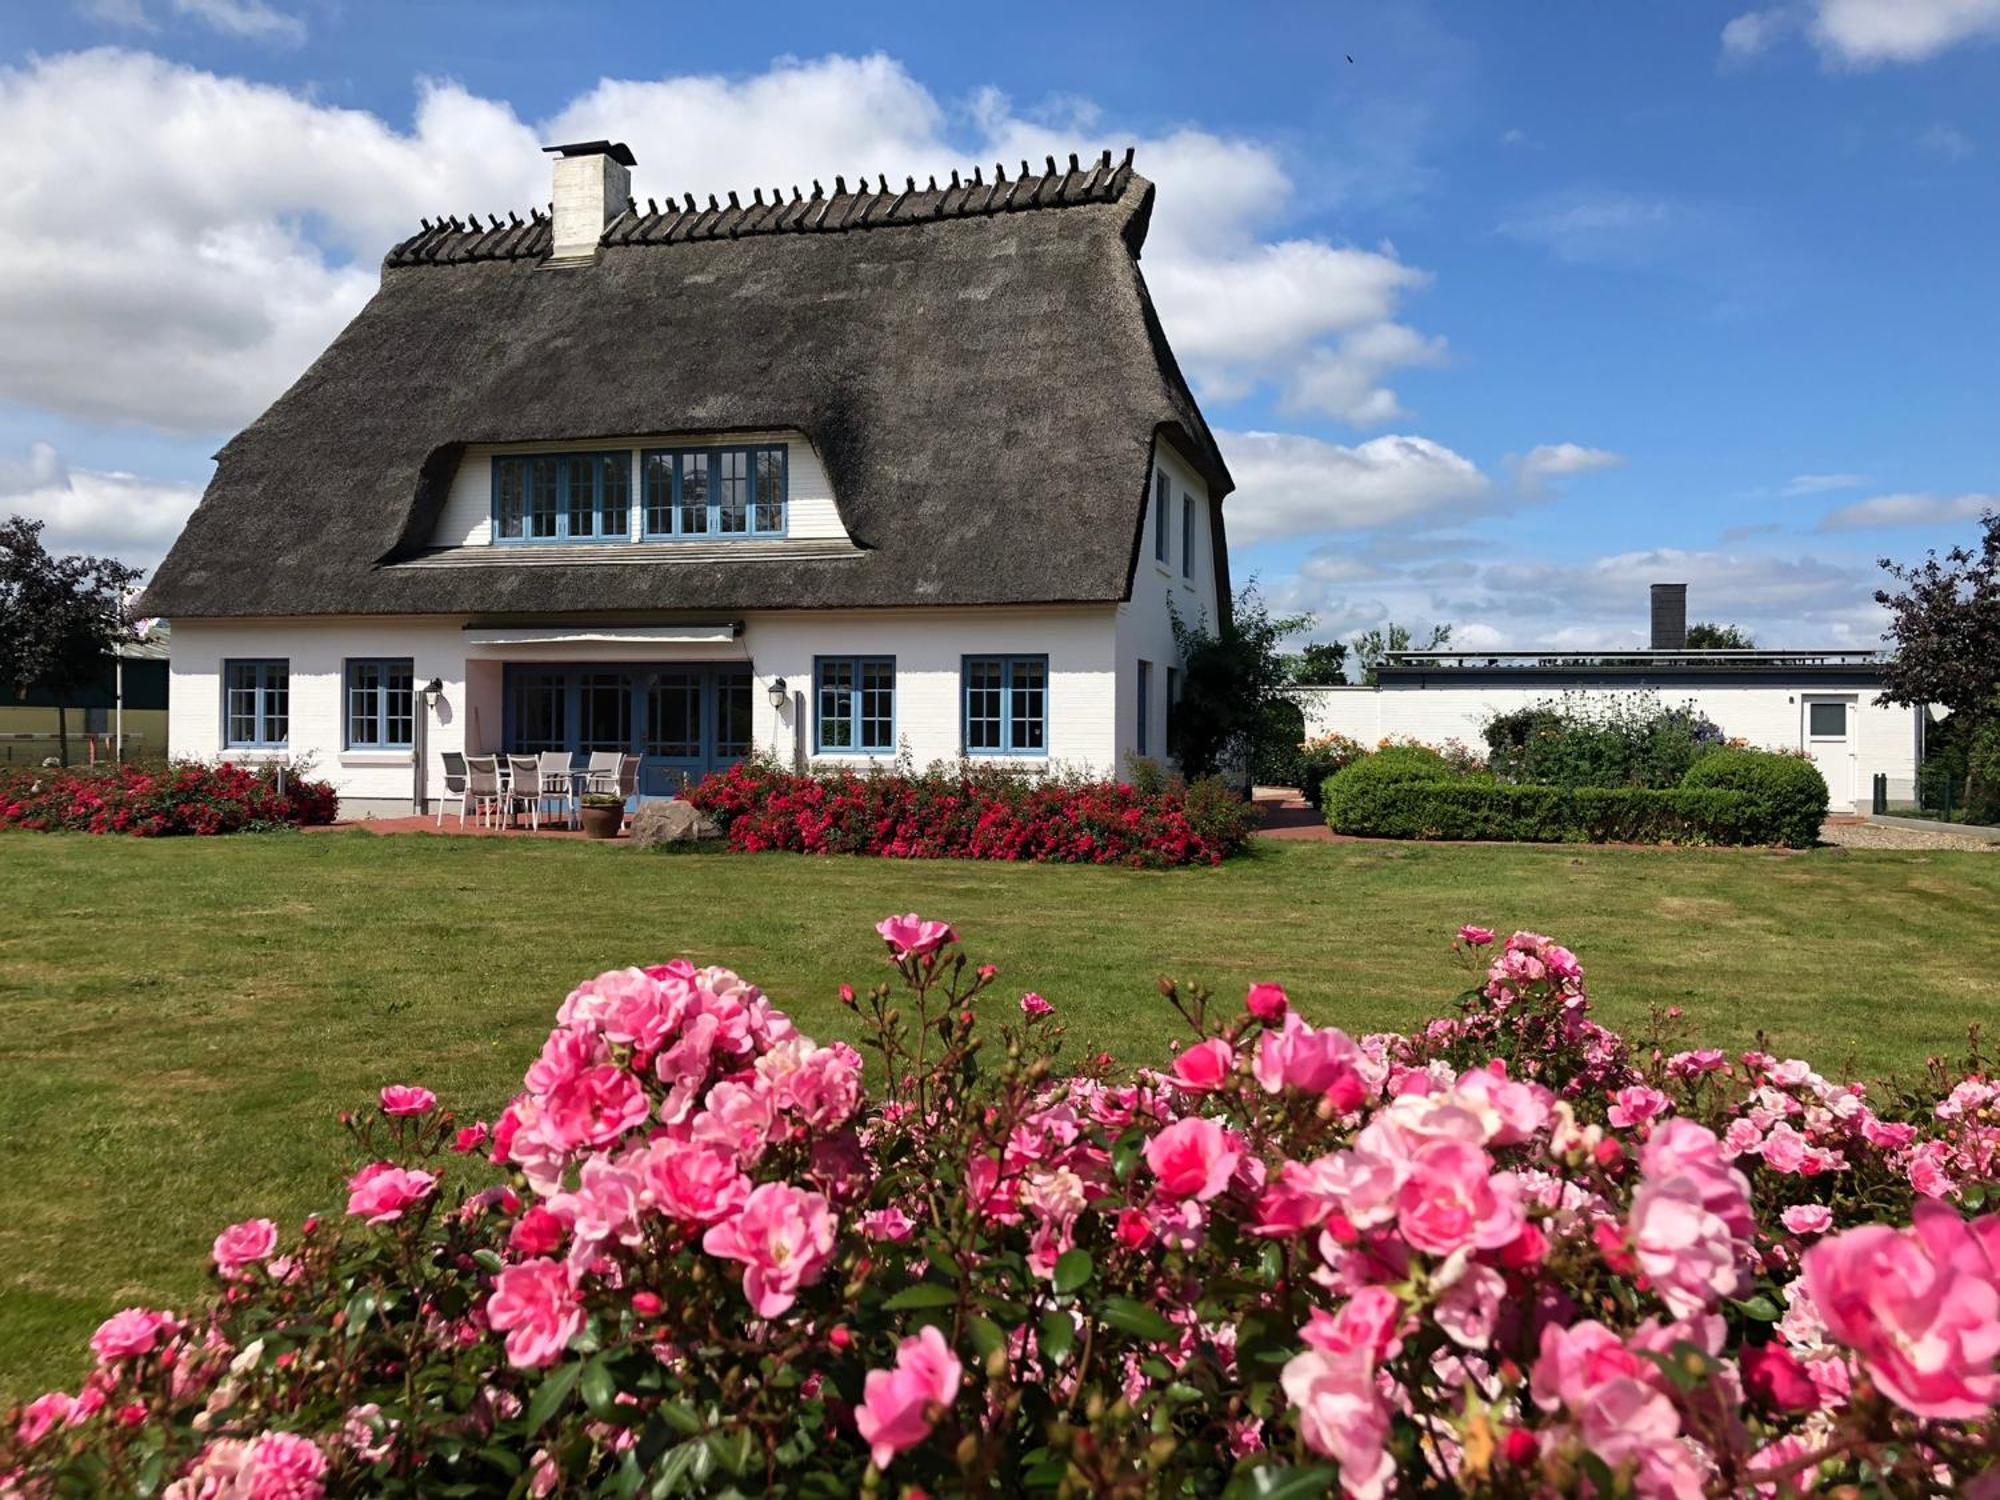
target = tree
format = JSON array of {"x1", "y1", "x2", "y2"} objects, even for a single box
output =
[
  {"x1": 1284, "y1": 639, "x2": 1349, "y2": 686},
  {"x1": 1350, "y1": 621, "x2": 1452, "y2": 687},
  {"x1": 1873, "y1": 509, "x2": 2000, "y2": 728},
  {"x1": 1685, "y1": 621, "x2": 1755, "y2": 650},
  {"x1": 0, "y1": 516, "x2": 143, "y2": 764},
  {"x1": 1170, "y1": 585, "x2": 1313, "y2": 780}
]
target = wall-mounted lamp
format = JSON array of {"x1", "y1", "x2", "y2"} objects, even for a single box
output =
[
  {"x1": 422, "y1": 677, "x2": 444, "y2": 709},
  {"x1": 766, "y1": 676, "x2": 789, "y2": 711}
]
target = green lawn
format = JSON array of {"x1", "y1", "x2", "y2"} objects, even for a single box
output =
[{"x1": 2, "y1": 829, "x2": 1995, "y2": 1394}]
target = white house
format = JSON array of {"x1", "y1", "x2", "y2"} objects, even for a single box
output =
[
  {"x1": 141, "y1": 143, "x2": 1232, "y2": 817},
  {"x1": 1295, "y1": 586, "x2": 1925, "y2": 812}
]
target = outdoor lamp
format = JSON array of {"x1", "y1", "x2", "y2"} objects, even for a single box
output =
[
  {"x1": 422, "y1": 677, "x2": 444, "y2": 708},
  {"x1": 766, "y1": 676, "x2": 788, "y2": 710}
]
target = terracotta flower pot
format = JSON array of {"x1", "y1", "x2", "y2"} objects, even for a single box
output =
[{"x1": 578, "y1": 802, "x2": 624, "y2": 840}]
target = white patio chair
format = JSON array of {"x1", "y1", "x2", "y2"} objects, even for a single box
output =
[
  {"x1": 504, "y1": 755, "x2": 543, "y2": 830},
  {"x1": 537, "y1": 750, "x2": 577, "y2": 828},
  {"x1": 437, "y1": 750, "x2": 469, "y2": 828},
  {"x1": 465, "y1": 755, "x2": 504, "y2": 828},
  {"x1": 583, "y1": 750, "x2": 623, "y2": 796},
  {"x1": 614, "y1": 753, "x2": 641, "y2": 800}
]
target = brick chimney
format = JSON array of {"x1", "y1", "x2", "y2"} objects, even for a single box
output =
[
  {"x1": 1650, "y1": 583, "x2": 1688, "y2": 651},
  {"x1": 542, "y1": 140, "x2": 635, "y2": 262}
]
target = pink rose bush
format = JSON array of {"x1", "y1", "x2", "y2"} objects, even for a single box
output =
[{"x1": 4, "y1": 924, "x2": 1996, "y2": 1495}]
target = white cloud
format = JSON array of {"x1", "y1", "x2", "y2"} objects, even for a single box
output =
[
  {"x1": 1817, "y1": 491, "x2": 1997, "y2": 530},
  {"x1": 77, "y1": 0, "x2": 305, "y2": 42},
  {"x1": 1510, "y1": 443, "x2": 1624, "y2": 495},
  {"x1": 0, "y1": 442, "x2": 203, "y2": 570},
  {"x1": 1918, "y1": 122, "x2": 1976, "y2": 158},
  {"x1": 1219, "y1": 431, "x2": 1488, "y2": 544},
  {"x1": 1722, "y1": 0, "x2": 2000, "y2": 66},
  {"x1": 1497, "y1": 190, "x2": 1678, "y2": 266},
  {"x1": 1782, "y1": 472, "x2": 1866, "y2": 496},
  {"x1": 1499, "y1": 127, "x2": 1530, "y2": 147}
]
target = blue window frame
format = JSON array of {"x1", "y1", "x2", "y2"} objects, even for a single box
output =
[
  {"x1": 640, "y1": 444, "x2": 787, "y2": 540},
  {"x1": 1137, "y1": 660, "x2": 1152, "y2": 756},
  {"x1": 492, "y1": 453, "x2": 631, "y2": 543},
  {"x1": 962, "y1": 654, "x2": 1048, "y2": 756},
  {"x1": 1181, "y1": 494, "x2": 1195, "y2": 578},
  {"x1": 344, "y1": 658, "x2": 414, "y2": 749},
  {"x1": 1166, "y1": 666, "x2": 1181, "y2": 753},
  {"x1": 1153, "y1": 470, "x2": 1170, "y2": 564},
  {"x1": 223, "y1": 659, "x2": 289, "y2": 748},
  {"x1": 814, "y1": 656, "x2": 896, "y2": 753}
]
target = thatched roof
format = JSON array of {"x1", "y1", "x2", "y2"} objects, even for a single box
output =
[{"x1": 140, "y1": 150, "x2": 1232, "y2": 620}]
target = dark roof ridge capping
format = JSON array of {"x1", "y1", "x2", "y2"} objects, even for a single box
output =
[
  {"x1": 386, "y1": 148, "x2": 1144, "y2": 268},
  {"x1": 140, "y1": 148, "x2": 1231, "y2": 621}
]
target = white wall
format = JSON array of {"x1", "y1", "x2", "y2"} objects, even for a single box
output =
[
  {"x1": 432, "y1": 432, "x2": 847, "y2": 548},
  {"x1": 168, "y1": 607, "x2": 1122, "y2": 817},
  {"x1": 1114, "y1": 438, "x2": 1218, "y2": 772},
  {"x1": 1291, "y1": 681, "x2": 1922, "y2": 810}
]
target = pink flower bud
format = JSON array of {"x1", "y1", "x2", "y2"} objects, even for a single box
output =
[{"x1": 1245, "y1": 983, "x2": 1288, "y2": 1023}]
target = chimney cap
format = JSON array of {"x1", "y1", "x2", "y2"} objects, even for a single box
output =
[{"x1": 542, "y1": 140, "x2": 637, "y2": 167}]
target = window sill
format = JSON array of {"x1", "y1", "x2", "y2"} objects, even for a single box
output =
[
  {"x1": 220, "y1": 747, "x2": 290, "y2": 760},
  {"x1": 340, "y1": 752, "x2": 415, "y2": 767}
]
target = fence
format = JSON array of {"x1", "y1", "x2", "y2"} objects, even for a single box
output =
[{"x1": 0, "y1": 732, "x2": 152, "y2": 766}]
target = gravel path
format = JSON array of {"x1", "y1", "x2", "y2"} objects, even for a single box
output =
[{"x1": 1819, "y1": 820, "x2": 1999, "y2": 851}]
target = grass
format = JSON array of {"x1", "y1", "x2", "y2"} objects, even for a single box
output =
[{"x1": 1, "y1": 828, "x2": 1996, "y2": 1394}]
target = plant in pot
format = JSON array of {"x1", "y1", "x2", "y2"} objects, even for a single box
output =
[{"x1": 577, "y1": 792, "x2": 624, "y2": 839}]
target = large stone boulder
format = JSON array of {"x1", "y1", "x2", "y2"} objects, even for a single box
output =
[{"x1": 628, "y1": 799, "x2": 723, "y2": 849}]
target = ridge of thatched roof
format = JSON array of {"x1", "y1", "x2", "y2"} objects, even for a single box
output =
[{"x1": 140, "y1": 151, "x2": 1231, "y2": 621}]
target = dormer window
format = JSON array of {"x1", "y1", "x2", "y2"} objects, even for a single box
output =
[
  {"x1": 492, "y1": 453, "x2": 631, "y2": 543},
  {"x1": 642, "y1": 444, "x2": 787, "y2": 539}
]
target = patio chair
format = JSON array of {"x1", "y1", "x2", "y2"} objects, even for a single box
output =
[
  {"x1": 583, "y1": 750, "x2": 623, "y2": 796},
  {"x1": 504, "y1": 755, "x2": 544, "y2": 830},
  {"x1": 436, "y1": 750, "x2": 469, "y2": 828},
  {"x1": 614, "y1": 753, "x2": 641, "y2": 800},
  {"x1": 465, "y1": 755, "x2": 504, "y2": 828},
  {"x1": 537, "y1": 750, "x2": 577, "y2": 829}
]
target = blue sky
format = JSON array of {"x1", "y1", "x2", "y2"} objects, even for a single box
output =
[{"x1": 1, "y1": 0, "x2": 1995, "y2": 650}]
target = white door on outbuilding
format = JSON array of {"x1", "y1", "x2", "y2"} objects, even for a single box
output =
[{"x1": 1801, "y1": 695, "x2": 1858, "y2": 808}]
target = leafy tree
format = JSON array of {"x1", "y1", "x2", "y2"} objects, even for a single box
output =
[
  {"x1": 1170, "y1": 585, "x2": 1312, "y2": 780},
  {"x1": 1350, "y1": 621, "x2": 1452, "y2": 687},
  {"x1": 1684, "y1": 621, "x2": 1755, "y2": 650},
  {"x1": 1284, "y1": 639, "x2": 1349, "y2": 686},
  {"x1": 1873, "y1": 509, "x2": 2000, "y2": 728},
  {"x1": 0, "y1": 516, "x2": 143, "y2": 764}
]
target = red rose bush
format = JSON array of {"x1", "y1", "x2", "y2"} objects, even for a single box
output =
[
  {"x1": 0, "y1": 760, "x2": 337, "y2": 836},
  {"x1": 4, "y1": 924, "x2": 1996, "y2": 1496}
]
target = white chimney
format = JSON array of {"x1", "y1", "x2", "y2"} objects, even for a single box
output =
[{"x1": 542, "y1": 141, "x2": 635, "y2": 262}]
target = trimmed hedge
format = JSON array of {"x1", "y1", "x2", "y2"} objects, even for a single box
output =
[
  {"x1": 1321, "y1": 744, "x2": 1821, "y2": 846},
  {"x1": 1680, "y1": 747, "x2": 1830, "y2": 848}
]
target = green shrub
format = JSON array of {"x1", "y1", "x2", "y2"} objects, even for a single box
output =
[
  {"x1": 1485, "y1": 693, "x2": 1725, "y2": 789},
  {"x1": 1680, "y1": 748, "x2": 1829, "y2": 848},
  {"x1": 1296, "y1": 733, "x2": 1368, "y2": 809},
  {"x1": 1323, "y1": 769, "x2": 1762, "y2": 844}
]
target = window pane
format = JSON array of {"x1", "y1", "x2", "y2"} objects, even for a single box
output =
[
  {"x1": 263, "y1": 664, "x2": 288, "y2": 746},
  {"x1": 226, "y1": 663, "x2": 258, "y2": 746},
  {"x1": 643, "y1": 453, "x2": 674, "y2": 535},
  {"x1": 579, "y1": 672, "x2": 631, "y2": 751},
  {"x1": 600, "y1": 456, "x2": 630, "y2": 539},
  {"x1": 680, "y1": 453, "x2": 710, "y2": 534},
  {"x1": 1009, "y1": 658, "x2": 1045, "y2": 752},
  {"x1": 1181, "y1": 496, "x2": 1194, "y2": 577},
  {"x1": 1137, "y1": 661, "x2": 1151, "y2": 756},
  {"x1": 818, "y1": 659, "x2": 855, "y2": 749},
  {"x1": 646, "y1": 671, "x2": 703, "y2": 758},
  {"x1": 1808, "y1": 702, "x2": 1845, "y2": 737},
  {"x1": 714, "y1": 669, "x2": 752, "y2": 759},
  {"x1": 512, "y1": 673, "x2": 565, "y2": 751},
  {"x1": 1154, "y1": 473, "x2": 1169, "y2": 561},
  {"x1": 965, "y1": 658, "x2": 1002, "y2": 751},
  {"x1": 860, "y1": 659, "x2": 894, "y2": 752},
  {"x1": 496, "y1": 459, "x2": 525, "y2": 539},
  {"x1": 754, "y1": 448, "x2": 785, "y2": 532},
  {"x1": 385, "y1": 662, "x2": 414, "y2": 748},
  {"x1": 717, "y1": 449, "x2": 749, "y2": 533},
  {"x1": 526, "y1": 457, "x2": 559, "y2": 538},
  {"x1": 564, "y1": 457, "x2": 597, "y2": 537},
  {"x1": 348, "y1": 661, "x2": 382, "y2": 747}
]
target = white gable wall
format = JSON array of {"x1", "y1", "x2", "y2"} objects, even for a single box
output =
[
  {"x1": 1114, "y1": 438, "x2": 1218, "y2": 773},
  {"x1": 432, "y1": 432, "x2": 848, "y2": 548},
  {"x1": 1293, "y1": 681, "x2": 1921, "y2": 811}
]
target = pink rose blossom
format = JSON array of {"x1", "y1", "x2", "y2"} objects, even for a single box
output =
[
  {"x1": 1781, "y1": 1204, "x2": 1834, "y2": 1237},
  {"x1": 509, "y1": 1205, "x2": 565, "y2": 1257},
  {"x1": 15, "y1": 1392, "x2": 77, "y2": 1446},
  {"x1": 1019, "y1": 992, "x2": 1053, "y2": 1018},
  {"x1": 1394, "y1": 1140, "x2": 1525, "y2": 1257},
  {"x1": 1253, "y1": 1014, "x2": 1371, "y2": 1112},
  {"x1": 1144, "y1": 1117, "x2": 1242, "y2": 1203},
  {"x1": 378, "y1": 1084, "x2": 437, "y2": 1117},
  {"x1": 875, "y1": 912, "x2": 956, "y2": 959},
  {"x1": 487, "y1": 1258, "x2": 583, "y2": 1369},
  {"x1": 1456, "y1": 925, "x2": 1496, "y2": 947},
  {"x1": 1607, "y1": 1085, "x2": 1669, "y2": 1130},
  {"x1": 854, "y1": 1325, "x2": 963, "y2": 1470},
  {"x1": 344, "y1": 1163, "x2": 438, "y2": 1225},
  {"x1": 1245, "y1": 982, "x2": 1289, "y2": 1023},
  {"x1": 637, "y1": 1142, "x2": 752, "y2": 1226},
  {"x1": 1281, "y1": 1345, "x2": 1394, "y2": 1500},
  {"x1": 1434, "y1": 1263, "x2": 1506, "y2": 1350},
  {"x1": 1801, "y1": 1202, "x2": 2000, "y2": 1419},
  {"x1": 1301, "y1": 1287, "x2": 1404, "y2": 1361},
  {"x1": 212, "y1": 1218, "x2": 279, "y2": 1279},
  {"x1": 540, "y1": 1065, "x2": 651, "y2": 1152},
  {"x1": 1169, "y1": 1038, "x2": 1235, "y2": 1093},
  {"x1": 701, "y1": 1182, "x2": 838, "y2": 1318},
  {"x1": 89, "y1": 1307, "x2": 175, "y2": 1364},
  {"x1": 862, "y1": 1208, "x2": 916, "y2": 1242},
  {"x1": 238, "y1": 1430, "x2": 328, "y2": 1499}
]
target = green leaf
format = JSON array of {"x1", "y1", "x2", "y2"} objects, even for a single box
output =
[
  {"x1": 883, "y1": 1282, "x2": 961, "y2": 1311},
  {"x1": 343, "y1": 1285, "x2": 379, "y2": 1337},
  {"x1": 526, "y1": 1359, "x2": 584, "y2": 1435},
  {"x1": 1958, "y1": 1181, "x2": 1987, "y2": 1210},
  {"x1": 659, "y1": 1400, "x2": 704, "y2": 1437},
  {"x1": 1733, "y1": 1295, "x2": 1781, "y2": 1322},
  {"x1": 472, "y1": 1248, "x2": 504, "y2": 1273},
  {"x1": 1039, "y1": 1311, "x2": 1076, "y2": 1365},
  {"x1": 1052, "y1": 1248, "x2": 1094, "y2": 1295},
  {"x1": 966, "y1": 1313, "x2": 1008, "y2": 1360},
  {"x1": 1231, "y1": 1464, "x2": 1338, "y2": 1500},
  {"x1": 579, "y1": 1355, "x2": 618, "y2": 1418},
  {"x1": 1099, "y1": 1296, "x2": 1175, "y2": 1343}
]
